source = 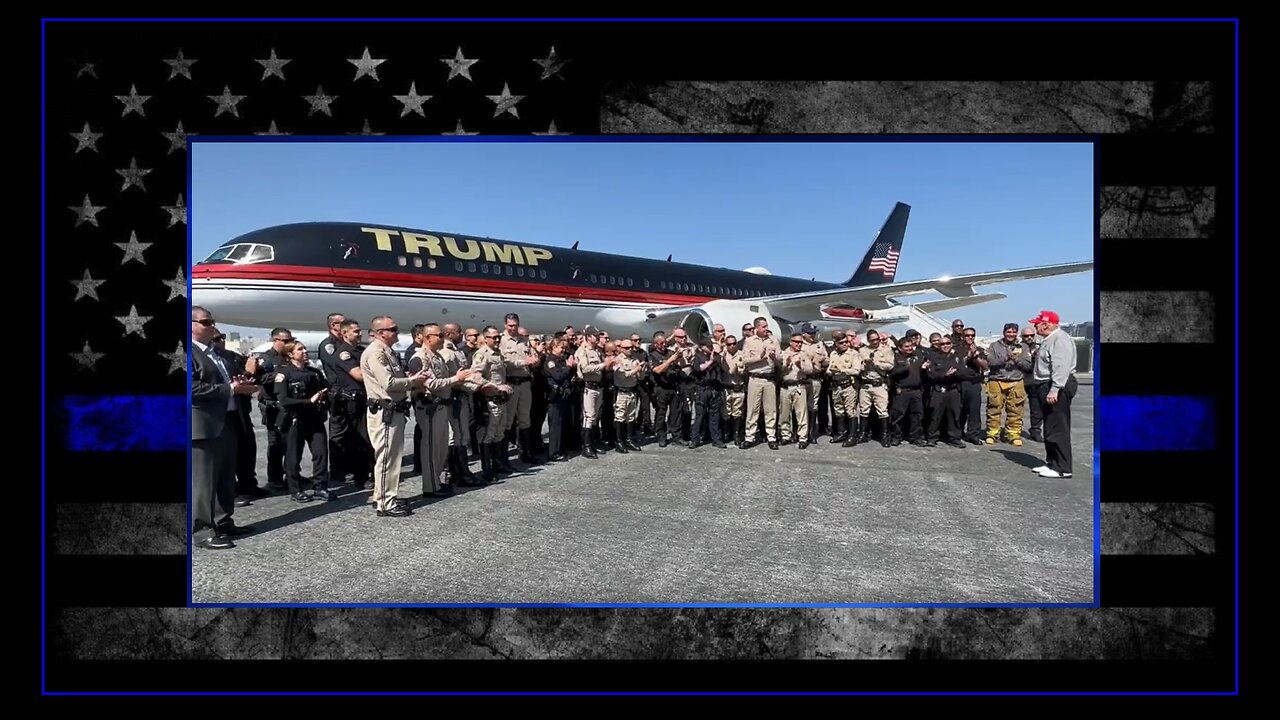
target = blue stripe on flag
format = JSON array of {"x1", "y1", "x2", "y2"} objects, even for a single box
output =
[
  {"x1": 65, "y1": 395, "x2": 186, "y2": 452},
  {"x1": 1099, "y1": 396, "x2": 1214, "y2": 451}
]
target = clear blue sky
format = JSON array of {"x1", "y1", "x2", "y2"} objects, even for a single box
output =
[{"x1": 193, "y1": 140, "x2": 1094, "y2": 337}]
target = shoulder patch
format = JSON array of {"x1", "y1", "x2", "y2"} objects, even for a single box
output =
[
  {"x1": 274, "y1": 373, "x2": 285, "y2": 383},
  {"x1": 323, "y1": 343, "x2": 334, "y2": 355},
  {"x1": 339, "y1": 351, "x2": 351, "y2": 361},
  {"x1": 546, "y1": 359, "x2": 556, "y2": 369}
]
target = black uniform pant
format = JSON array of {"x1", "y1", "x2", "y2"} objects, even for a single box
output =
[
  {"x1": 691, "y1": 385, "x2": 724, "y2": 444},
  {"x1": 890, "y1": 389, "x2": 924, "y2": 443},
  {"x1": 530, "y1": 382, "x2": 549, "y2": 445},
  {"x1": 1039, "y1": 377, "x2": 1076, "y2": 474},
  {"x1": 600, "y1": 386, "x2": 616, "y2": 442},
  {"x1": 411, "y1": 422, "x2": 423, "y2": 472},
  {"x1": 233, "y1": 407, "x2": 259, "y2": 495},
  {"x1": 547, "y1": 399, "x2": 571, "y2": 456},
  {"x1": 285, "y1": 418, "x2": 329, "y2": 494},
  {"x1": 192, "y1": 412, "x2": 239, "y2": 542},
  {"x1": 651, "y1": 385, "x2": 677, "y2": 440},
  {"x1": 260, "y1": 403, "x2": 286, "y2": 486},
  {"x1": 329, "y1": 394, "x2": 370, "y2": 483},
  {"x1": 959, "y1": 381, "x2": 984, "y2": 440},
  {"x1": 1026, "y1": 380, "x2": 1046, "y2": 434},
  {"x1": 926, "y1": 387, "x2": 962, "y2": 442},
  {"x1": 674, "y1": 382, "x2": 695, "y2": 440},
  {"x1": 636, "y1": 384, "x2": 653, "y2": 432},
  {"x1": 817, "y1": 379, "x2": 832, "y2": 434}
]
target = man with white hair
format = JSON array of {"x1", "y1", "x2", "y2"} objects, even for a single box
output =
[{"x1": 1027, "y1": 311, "x2": 1078, "y2": 479}]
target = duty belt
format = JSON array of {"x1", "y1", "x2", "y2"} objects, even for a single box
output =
[
  {"x1": 932, "y1": 386, "x2": 956, "y2": 393},
  {"x1": 832, "y1": 380, "x2": 853, "y2": 388},
  {"x1": 614, "y1": 386, "x2": 637, "y2": 394},
  {"x1": 582, "y1": 381, "x2": 602, "y2": 390},
  {"x1": 508, "y1": 376, "x2": 532, "y2": 384},
  {"x1": 897, "y1": 386, "x2": 922, "y2": 394},
  {"x1": 780, "y1": 380, "x2": 805, "y2": 387},
  {"x1": 861, "y1": 379, "x2": 885, "y2": 387},
  {"x1": 749, "y1": 374, "x2": 775, "y2": 380},
  {"x1": 369, "y1": 398, "x2": 411, "y2": 413}
]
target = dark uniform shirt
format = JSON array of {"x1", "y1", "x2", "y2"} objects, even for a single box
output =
[
  {"x1": 890, "y1": 350, "x2": 926, "y2": 389},
  {"x1": 543, "y1": 354, "x2": 575, "y2": 401},
  {"x1": 326, "y1": 340, "x2": 365, "y2": 394},
  {"x1": 275, "y1": 362, "x2": 329, "y2": 425},
  {"x1": 956, "y1": 345, "x2": 987, "y2": 383},
  {"x1": 254, "y1": 349, "x2": 288, "y2": 404},
  {"x1": 693, "y1": 349, "x2": 723, "y2": 387},
  {"x1": 926, "y1": 351, "x2": 963, "y2": 390},
  {"x1": 648, "y1": 347, "x2": 678, "y2": 388}
]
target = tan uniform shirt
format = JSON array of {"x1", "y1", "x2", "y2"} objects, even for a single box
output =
[
  {"x1": 612, "y1": 354, "x2": 642, "y2": 388},
  {"x1": 723, "y1": 351, "x2": 746, "y2": 388},
  {"x1": 500, "y1": 332, "x2": 535, "y2": 379},
  {"x1": 575, "y1": 344, "x2": 607, "y2": 382},
  {"x1": 742, "y1": 334, "x2": 780, "y2": 377},
  {"x1": 827, "y1": 348, "x2": 861, "y2": 382},
  {"x1": 467, "y1": 345, "x2": 505, "y2": 392},
  {"x1": 802, "y1": 339, "x2": 829, "y2": 372},
  {"x1": 779, "y1": 348, "x2": 813, "y2": 383},
  {"x1": 361, "y1": 338, "x2": 415, "y2": 402},
  {"x1": 857, "y1": 345, "x2": 896, "y2": 382},
  {"x1": 412, "y1": 346, "x2": 457, "y2": 400}
]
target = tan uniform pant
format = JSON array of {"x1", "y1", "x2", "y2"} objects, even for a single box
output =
[
  {"x1": 858, "y1": 383, "x2": 889, "y2": 418},
  {"x1": 832, "y1": 384, "x2": 858, "y2": 417},
  {"x1": 724, "y1": 388, "x2": 745, "y2": 418},
  {"x1": 448, "y1": 394, "x2": 471, "y2": 448},
  {"x1": 779, "y1": 384, "x2": 808, "y2": 442},
  {"x1": 808, "y1": 379, "x2": 822, "y2": 414},
  {"x1": 582, "y1": 386, "x2": 604, "y2": 428},
  {"x1": 505, "y1": 379, "x2": 532, "y2": 430},
  {"x1": 481, "y1": 398, "x2": 507, "y2": 442},
  {"x1": 614, "y1": 387, "x2": 639, "y2": 422},
  {"x1": 367, "y1": 408, "x2": 406, "y2": 512},
  {"x1": 745, "y1": 375, "x2": 777, "y2": 442},
  {"x1": 415, "y1": 403, "x2": 449, "y2": 493},
  {"x1": 986, "y1": 379, "x2": 1027, "y2": 438}
]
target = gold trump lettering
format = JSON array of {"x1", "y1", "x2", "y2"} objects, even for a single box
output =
[{"x1": 363, "y1": 227, "x2": 553, "y2": 266}]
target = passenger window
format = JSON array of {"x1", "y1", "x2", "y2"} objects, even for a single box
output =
[
  {"x1": 517, "y1": 267, "x2": 525, "y2": 277},
  {"x1": 644, "y1": 279, "x2": 650, "y2": 288},
  {"x1": 427, "y1": 259, "x2": 436, "y2": 269},
  {"x1": 506, "y1": 266, "x2": 513, "y2": 276},
  {"x1": 660, "y1": 281, "x2": 666, "y2": 290},
  {"x1": 455, "y1": 261, "x2": 463, "y2": 271},
  {"x1": 590, "y1": 274, "x2": 597, "y2": 283},
  {"x1": 468, "y1": 262, "x2": 476, "y2": 272},
  {"x1": 627, "y1": 278, "x2": 633, "y2": 287},
  {"x1": 413, "y1": 257, "x2": 423, "y2": 268},
  {"x1": 397, "y1": 256, "x2": 407, "y2": 267},
  {"x1": 481, "y1": 264, "x2": 489, "y2": 274},
  {"x1": 540, "y1": 269, "x2": 547, "y2": 279}
]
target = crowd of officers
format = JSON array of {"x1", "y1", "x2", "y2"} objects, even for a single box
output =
[{"x1": 221, "y1": 311, "x2": 1072, "y2": 520}]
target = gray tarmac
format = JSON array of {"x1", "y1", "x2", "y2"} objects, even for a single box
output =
[{"x1": 193, "y1": 392, "x2": 1094, "y2": 605}]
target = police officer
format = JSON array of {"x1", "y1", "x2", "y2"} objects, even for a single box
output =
[
  {"x1": 500, "y1": 313, "x2": 541, "y2": 464},
  {"x1": 404, "y1": 324, "x2": 426, "y2": 476},
  {"x1": 574, "y1": 328, "x2": 613, "y2": 458},
  {"x1": 1021, "y1": 326, "x2": 1046, "y2": 442},
  {"x1": 543, "y1": 339, "x2": 575, "y2": 461},
  {"x1": 628, "y1": 333, "x2": 654, "y2": 440},
  {"x1": 856, "y1": 330, "x2": 896, "y2": 446},
  {"x1": 254, "y1": 328, "x2": 293, "y2": 491},
  {"x1": 467, "y1": 326, "x2": 514, "y2": 481},
  {"x1": 721, "y1": 335, "x2": 747, "y2": 448},
  {"x1": 799, "y1": 324, "x2": 828, "y2": 444},
  {"x1": 777, "y1": 333, "x2": 813, "y2": 448},
  {"x1": 322, "y1": 319, "x2": 372, "y2": 490},
  {"x1": 668, "y1": 329, "x2": 697, "y2": 443},
  {"x1": 826, "y1": 332, "x2": 860, "y2": 446},
  {"x1": 956, "y1": 327, "x2": 989, "y2": 444},
  {"x1": 275, "y1": 341, "x2": 332, "y2": 502},
  {"x1": 408, "y1": 323, "x2": 479, "y2": 498},
  {"x1": 611, "y1": 338, "x2": 645, "y2": 453},
  {"x1": 924, "y1": 336, "x2": 965, "y2": 447},
  {"x1": 647, "y1": 331, "x2": 680, "y2": 447},
  {"x1": 986, "y1": 323, "x2": 1033, "y2": 446},
  {"x1": 527, "y1": 331, "x2": 550, "y2": 460},
  {"x1": 442, "y1": 323, "x2": 483, "y2": 485},
  {"x1": 462, "y1": 327, "x2": 483, "y2": 457},
  {"x1": 742, "y1": 317, "x2": 780, "y2": 449},
  {"x1": 689, "y1": 336, "x2": 726, "y2": 448},
  {"x1": 361, "y1": 316, "x2": 426, "y2": 517},
  {"x1": 888, "y1": 335, "x2": 927, "y2": 446}
]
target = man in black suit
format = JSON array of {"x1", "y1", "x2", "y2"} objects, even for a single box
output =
[
  {"x1": 211, "y1": 334, "x2": 269, "y2": 504},
  {"x1": 191, "y1": 307, "x2": 259, "y2": 550}
]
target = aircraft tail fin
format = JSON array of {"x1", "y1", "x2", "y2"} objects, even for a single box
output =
[{"x1": 843, "y1": 202, "x2": 910, "y2": 287}]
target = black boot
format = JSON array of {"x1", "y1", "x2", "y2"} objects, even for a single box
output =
[
  {"x1": 460, "y1": 445, "x2": 483, "y2": 483},
  {"x1": 879, "y1": 417, "x2": 893, "y2": 447},
  {"x1": 614, "y1": 422, "x2": 629, "y2": 453},
  {"x1": 479, "y1": 443, "x2": 496, "y2": 483},
  {"x1": 829, "y1": 415, "x2": 846, "y2": 443},
  {"x1": 582, "y1": 428, "x2": 598, "y2": 459},
  {"x1": 523, "y1": 429, "x2": 543, "y2": 465},
  {"x1": 843, "y1": 417, "x2": 859, "y2": 447},
  {"x1": 853, "y1": 417, "x2": 869, "y2": 444},
  {"x1": 624, "y1": 422, "x2": 643, "y2": 451},
  {"x1": 495, "y1": 439, "x2": 517, "y2": 473}
]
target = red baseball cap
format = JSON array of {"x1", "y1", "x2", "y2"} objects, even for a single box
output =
[{"x1": 1028, "y1": 310, "x2": 1060, "y2": 325}]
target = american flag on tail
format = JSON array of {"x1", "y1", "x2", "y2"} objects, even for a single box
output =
[{"x1": 866, "y1": 242, "x2": 899, "y2": 278}]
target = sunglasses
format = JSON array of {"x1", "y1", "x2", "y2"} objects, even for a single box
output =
[
  {"x1": 374, "y1": 326, "x2": 398, "y2": 334},
  {"x1": 465, "y1": 334, "x2": 479, "y2": 338},
  {"x1": 939, "y1": 341, "x2": 953, "y2": 346},
  {"x1": 193, "y1": 318, "x2": 216, "y2": 326},
  {"x1": 272, "y1": 337, "x2": 293, "y2": 343},
  {"x1": 963, "y1": 333, "x2": 976, "y2": 337}
]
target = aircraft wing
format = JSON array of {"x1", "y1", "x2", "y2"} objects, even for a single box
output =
[{"x1": 757, "y1": 261, "x2": 1093, "y2": 318}]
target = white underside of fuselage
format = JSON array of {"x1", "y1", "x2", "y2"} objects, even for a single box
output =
[{"x1": 192, "y1": 277, "x2": 679, "y2": 336}]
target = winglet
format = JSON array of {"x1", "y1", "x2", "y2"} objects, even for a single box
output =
[{"x1": 843, "y1": 202, "x2": 910, "y2": 287}]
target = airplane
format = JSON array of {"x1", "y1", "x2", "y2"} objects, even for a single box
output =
[{"x1": 194, "y1": 202, "x2": 1091, "y2": 345}]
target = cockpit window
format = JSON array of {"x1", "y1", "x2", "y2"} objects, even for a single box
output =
[{"x1": 200, "y1": 243, "x2": 275, "y2": 265}]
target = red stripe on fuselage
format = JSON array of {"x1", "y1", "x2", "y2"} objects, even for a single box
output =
[{"x1": 193, "y1": 263, "x2": 719, "y2": 306}]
